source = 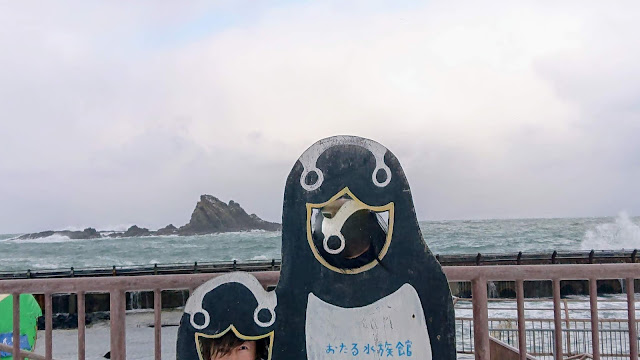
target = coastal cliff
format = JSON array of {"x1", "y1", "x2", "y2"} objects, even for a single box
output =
[{"x1": 16, "y1": 195, "x2": 280, "y2": 240}]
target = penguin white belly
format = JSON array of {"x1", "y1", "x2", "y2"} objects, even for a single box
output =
[{"x1": 305, "y1": 283, "x2": 432, "y2": 359}]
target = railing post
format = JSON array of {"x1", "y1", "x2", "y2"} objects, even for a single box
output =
[
  {"x1": 472, "y1": 277, "x2": 490, "y2": 360},
  {"x1": 45, "y1": 293, "x2": 52, "y2": 360},
  {"x1": 78, "y1": 291, "x2": 86, "y2": 360},
  {"x1": 563, "y1": 299, "x2": 571, "y2": 356},
  {"x1": 516, "y1": 279, "x2": 527, "y2": 360},
  {"x1": 110, "y1": 289, "x2": 126, "y2": 360},
  {"x1": 626, "y1": 277, "x2": 638, "y2": 359},
  {"x1": 589, "y1": 278, "x2": 600, "y2": 360},
  {"x1": 12, "y1": 293, "x2": 20, "y2": 360},
  {"x1": 552, "y1": 279, "x2": 563, "y2": 360},
  {"x1": 154, "y1": 288, "x2": 162, "y2": 360}
]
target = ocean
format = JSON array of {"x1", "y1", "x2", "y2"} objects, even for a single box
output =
[
  {"x1": 4, "y1": 213, "x2": 640, "y2": 359},
  {"x1": 1, "y1": 213, "x2": 639, "y2": 273}
]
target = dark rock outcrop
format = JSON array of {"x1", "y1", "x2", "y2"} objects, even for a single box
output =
[
  {"x1": 123, "y1": 225, "x2": 151, "y2": 237},
  {"x1": 106, "y1": 225, "x2": 151, "y2": 238},
  {"x1": 63, "y1": 227, "x2": 101, "y2": 239},
  {"x1": 17, "y1": 195, "x2": 280, "y2": 240},
  {"x1": 17, "y1": 228, "x2": 100, "y2": 240},
  {"x1": 178, "y1": 195, "x2": 281, "y2": 235},
  {"x1": 156, "y1": 224, "x2": 178, "y2": 235}
]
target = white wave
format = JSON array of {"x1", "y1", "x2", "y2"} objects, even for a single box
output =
[
  {"x1": 99, "y1": 224, "x2": 136, "y2": 232},
  {"x1": 581, "y1": 212, "x2": 640, "y2": 250},
  {"x1": 59, "y1": 225, "x2": 93, "y2": 231},
  {"x1": 31, "y1": 262, "x2": 63, "y2": 269},
  {"x1": 250, "y1": 255, "x2": 268, "y2": 260},
  {"x1": 8, "y1": 234, "x2": 73, "y2": 243},
  {"x1": 153, "y1": 234, "x2": 180, "y2": 238}
]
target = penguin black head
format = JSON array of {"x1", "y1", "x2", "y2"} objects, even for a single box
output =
[
  {"x1": 281, "y1": 135, "x2": 424, "y2": 282},
  {"x1": 176, "y1": 273, "x2": 275, "y2": 360}
]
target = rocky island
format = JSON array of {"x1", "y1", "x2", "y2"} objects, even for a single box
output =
[{"x1": 17, "y1": 195, "x2": 280, "y2": 240}]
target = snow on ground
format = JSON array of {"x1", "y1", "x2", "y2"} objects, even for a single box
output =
[{"x1": 33, "y1": 310, "x2": 183, "y2": 360}]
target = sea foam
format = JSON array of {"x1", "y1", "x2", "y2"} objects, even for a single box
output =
[
  {"x1": 581, "y1": 212, "x2": 640, "y2": 250},
  {"x1": 7, "y1": 234, "x2": 73, "y2": 244}
]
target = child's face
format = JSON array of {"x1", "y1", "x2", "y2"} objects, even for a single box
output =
[{"x1": 211, "y1": 340, "x2": 257, "y2": 360}]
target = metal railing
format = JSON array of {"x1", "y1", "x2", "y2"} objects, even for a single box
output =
[
  {"x1": 445, "y1": 264, "x2": 640, "y2": 360},
  {"x1": 0, "y1": 272, "x2": 279, "y2": 360},
  {"x1": 2, "y1": 249, "x2": 639, "y2": 280},
  {"x1": 0, "y1": 263, "x2": 638, "y2": 359},
  {"x1": 455, "y1": 297, "x2": 640, "y2": 357},
  {"x1": 456, "y1": 317, "x2": 640, "y2": 359}
]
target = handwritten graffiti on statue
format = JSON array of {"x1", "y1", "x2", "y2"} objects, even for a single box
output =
[{"x1": 325, "y1": 340, "x2": 413, "y2": 357}]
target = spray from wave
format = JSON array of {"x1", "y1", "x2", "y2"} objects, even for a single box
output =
[
  {"x1": 581, "y1": 212, "x2": 640, "y2": 250},
  {"x1": 5, "y1": 234, "x2": 74, "y2": 244}
]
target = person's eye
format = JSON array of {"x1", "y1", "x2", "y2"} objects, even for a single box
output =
[{"x1": 239, "y1": 345, "x2": 249, "y2": 350}]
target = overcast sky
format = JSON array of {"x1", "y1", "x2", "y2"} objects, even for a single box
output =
[{"x1": 1, "y1": 0, "x2": 639, "y2": 233}]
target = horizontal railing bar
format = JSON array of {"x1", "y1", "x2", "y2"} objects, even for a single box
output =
[
  {"x1": 445, "y1": 263, "x2": 640, "y2": 281},
  {"x1": 2, "y1": 264, "x2": 637, "y2": 294},
  {"x1": 2, "y1": 248, "x2": 639, "y2": 280},
  {"x1": 148, "y1": 316, "x2": 634, "y2": 326},
  {"x1": 457, "y1": 317, "x2": 639, "y2": 322},
  {"x1": 471, "y1": 298, "x2": 639, "y2": 303},
  {"x1": 456, "y1": 306, "x2": 640, "y2": 311},
  {"x1": 0, "y1": 271, "x2": 280, "y2": 293},
  {"x1": 489, "y1": 328, "x2": 633, "y2": 333},
  {"x1": 458, "y1": 298, "x2": 640, "y2": 304},
  {"x1": 0, "y1": 343, "x2": 49, "y2": 360}
]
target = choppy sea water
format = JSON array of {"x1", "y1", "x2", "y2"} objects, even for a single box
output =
[{"x1": 1, "y1": 213, "x2": 639, "y2": 272}]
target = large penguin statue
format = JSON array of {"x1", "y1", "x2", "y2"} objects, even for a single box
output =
[
  {"x1": 272, "y1": 135, "x2": 456, "y2": 359},
  {"x1": 176, "y1": 135, "x2": 456, "y2": 360}
]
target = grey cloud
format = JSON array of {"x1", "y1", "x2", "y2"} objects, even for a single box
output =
[{"x1": 1, "y1": 1, "x2": 640, "y2": 233}]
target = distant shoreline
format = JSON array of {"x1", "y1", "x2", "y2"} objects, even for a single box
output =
[
  {"x1": 14, "y1": 194, "x2": 281, "y2": 240},
  {"x1": 6, "y1": 213, "x2": 638, "y2": 237}
]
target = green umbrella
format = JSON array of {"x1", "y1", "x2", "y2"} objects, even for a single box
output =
[{"x1": 0, "y1": 294, "x2": 42, "y2": 360}]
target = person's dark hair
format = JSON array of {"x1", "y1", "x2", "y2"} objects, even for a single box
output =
[{"x1": 199, "y1": 331, "x2": 269, "y2": 359}]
